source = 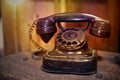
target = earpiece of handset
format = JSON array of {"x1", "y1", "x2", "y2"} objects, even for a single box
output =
[{"x1": 90, "y1": 20, "x2": 111, "y2": 37}]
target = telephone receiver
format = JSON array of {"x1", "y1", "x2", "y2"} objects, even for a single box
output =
[{"x1": 36, "y1": 13, "x2": 111, "y2": 43}]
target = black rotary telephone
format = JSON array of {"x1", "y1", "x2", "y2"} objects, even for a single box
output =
[{"x1": 32, "y1": 13, "x2": 111, "y2": 74}]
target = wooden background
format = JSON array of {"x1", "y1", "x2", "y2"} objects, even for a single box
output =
[{"x1": 1, "y1": 0, "x2": 120, "y2": 55}]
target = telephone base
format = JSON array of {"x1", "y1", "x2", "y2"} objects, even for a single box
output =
[{"x1": 42, "y1": 52, "x2": 97, "y2": 75}]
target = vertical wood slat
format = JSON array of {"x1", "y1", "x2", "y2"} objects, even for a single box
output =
[
  {"x1": 2, "y1": 0, "x2": 18, "y2": 55},
  {"x1": 106, "y1": 0, "x2": 120, "y2": 52},
  {"x1": 2, "y1": 0, "x2": 55, "y2": 55},
  {"x1": 2, "y1": 0, "x2": 34, "y2": 55}
]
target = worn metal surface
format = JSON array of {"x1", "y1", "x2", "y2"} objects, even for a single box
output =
[{"x1": 0, "y1": 51, "x2": 120, "y2": 80}]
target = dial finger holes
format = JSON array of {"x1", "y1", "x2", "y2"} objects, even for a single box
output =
[
  {"x1": 72, "y1": 41, "x2": 77, "y2": 45},
  {"x1": 67, "y1": 42, "x2": 71, "y2": 45},
  {"x1": 62, "y1": 41, "x2": 66, "y2": 45},
  {"x1": 58, "y1": 39, "x2": 63, "y2": 42}
]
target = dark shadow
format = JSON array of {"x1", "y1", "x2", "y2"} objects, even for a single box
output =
[
  {"x1": 97, "y1": 55, "x2": 103, "y2": 61},
  {"x1": 113, "y1": 55, "x2": 120, "y2": 65},
  {"x1": 0, "y1": 49, "x2": 3, "y2": 59}
]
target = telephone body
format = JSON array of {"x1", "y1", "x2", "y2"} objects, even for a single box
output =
[{"x1": 34, "y1": 13, "x2": 111, "y2": 74}]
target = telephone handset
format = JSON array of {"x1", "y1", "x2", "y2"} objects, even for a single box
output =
[
  {"x1": 36, "y1": 13, "x2": 111, "y2": 43},
  {"x1": 34, "y1": 13, "x2": 111, "y2": 74}
]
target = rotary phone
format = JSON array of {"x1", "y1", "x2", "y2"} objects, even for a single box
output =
[{"x1": 31, "y1": 13, "x2": 111, "y2": 74}]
